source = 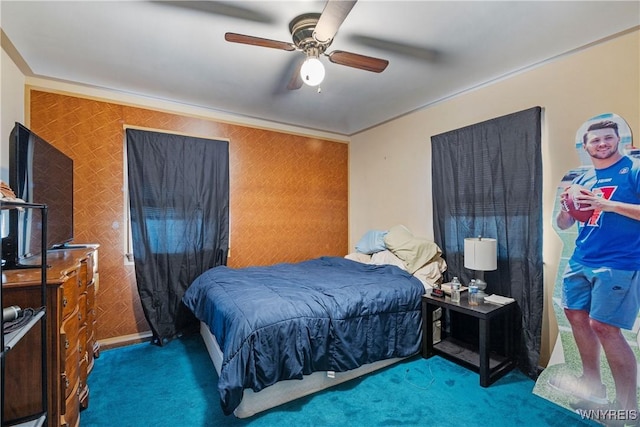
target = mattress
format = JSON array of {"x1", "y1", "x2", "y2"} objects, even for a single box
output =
[{"x1": 199, "y1": 321, "x2": 409, "y2": 418}]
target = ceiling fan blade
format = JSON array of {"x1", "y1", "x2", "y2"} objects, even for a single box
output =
[
  {"x1": 225, "y1": 33, "x2": 296, "y2": 51},
  {"x1": 287, "y1": 59, "x2": 304, "y2": 91},
  {"x1": 152, "y1": 1, "x2": 274, "y2": 24},
  {"x1": 272, "y1": 56, "x2": 304, "y2": 96},
  {"x1": 349, "y1": 35, "x2": 441, "y2": 62},
  {"x1": 314, "y1": 0, "x2": 357, "y2": 44},
  {"x1": 328, "y1": 51, "x2": 389, "y2": 73}
]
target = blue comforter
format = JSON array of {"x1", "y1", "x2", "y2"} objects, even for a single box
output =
[{"x1": 182, "y1": 256, "x2": 425, "y2": 415}]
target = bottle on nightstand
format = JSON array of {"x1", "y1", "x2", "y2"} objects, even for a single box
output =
[
  {"x1": 450, "y1": 276, "x2": 461, "y2": 303},
  {"x1": 468, "y1": 279, "x2": 479, "y2": 305}
]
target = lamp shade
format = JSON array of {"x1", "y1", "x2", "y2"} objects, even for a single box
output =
[{"x1": 464, "y1": 237, "x2": 497, "y2": 271}]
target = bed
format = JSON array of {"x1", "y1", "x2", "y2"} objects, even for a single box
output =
[{"x1": 182, "y1": 226, "x2": 446, "y2": 417}]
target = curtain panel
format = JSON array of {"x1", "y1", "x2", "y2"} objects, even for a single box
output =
[
  {"x1": 431, "y1": 107, "x2": 543, "y2": 377},
  {"x1": 126, "y1": 129, "x2": 230, "y2": 344}
]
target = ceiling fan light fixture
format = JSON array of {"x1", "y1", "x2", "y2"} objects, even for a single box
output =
[
  {"x1": 300, "y1": 56, "x2": 325, "y2": 87},
  {"x1": 224, "y1": 4, "x2": 390, "y2": 91}
]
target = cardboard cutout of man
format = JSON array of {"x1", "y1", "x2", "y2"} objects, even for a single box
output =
[{"x1": 534, "y1": 113, "x2": 640, "y2": 427}]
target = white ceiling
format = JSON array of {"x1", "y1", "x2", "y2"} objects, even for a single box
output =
[{"x1": 2, "y1": 1, "x2": 639, "y2": 136}]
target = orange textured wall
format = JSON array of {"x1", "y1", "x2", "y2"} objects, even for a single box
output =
[{"x1": 29, "y1": 89, "x2": 348, "y2": 341}]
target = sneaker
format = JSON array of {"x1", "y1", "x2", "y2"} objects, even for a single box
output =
[
  {"x1": 547, "y1": 373, "x2": 608, "y2": 404},
  {"x1": 604, "y1": 401, "x2": 640, "y2": 427},
  {"x1": 604, "y1": 418, "x2": 638, "y2": 427}
]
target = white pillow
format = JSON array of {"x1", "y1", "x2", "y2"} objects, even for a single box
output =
[
  {"x1": 369, "y1": 250, "x2": 407, "y2": 271},
  {"x1": 344, "y1": 252, "x2": 371, "y2": 264}
]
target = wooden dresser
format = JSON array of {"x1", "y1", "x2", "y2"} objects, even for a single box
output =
[{"x1": 2, "y1": 245, "x2": 99, "y2": 427}]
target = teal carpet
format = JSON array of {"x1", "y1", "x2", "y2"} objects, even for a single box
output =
[{"x1": 81, "y1": 334, "x2": 596, "y2": 426}]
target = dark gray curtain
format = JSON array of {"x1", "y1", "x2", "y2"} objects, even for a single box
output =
[
  {"x1": 126, "y1": 129, "x2": 229, "y2": 345},
  {"x1": 431, "y1": 107, "x2": 542, "y2": 378}
]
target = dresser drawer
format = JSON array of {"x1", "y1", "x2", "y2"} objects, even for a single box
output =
[
  {"x1": 87, "y1": 331, "x2": 96, "y2": 375},
  {"x1": 87, "y1": 281, "x2": 96, "y2": 313},
  {"x1": 62, "y1": 271, "x2": 79, "y2": 320},
  {"x1": 77, "y1": 293, "x2": 87, "y2": 329},
  {"x1": 62, "y1": 379, "x2": 80, "y2": 427},
  {"x1": 62, "y1": 353, "x2": 79, "y2": 401},
  {"x1": 61, "y1": 308, "x2": 79, "y2": 399},
  {"x1": 77, "y1": 261, "x2": 88, "y2": 294},
  {"x1": 78, "y1": 325, "x2": 87, "y2": 379},
  {"x1": 60, "y1": 307, "x2": 80, "y2": 360},
  {"x1": 86, "y1": 254, "x2": 94, "y2": 285},
  {"x1": 78, "y1": 346, "x2": 89, "y2": 410}
]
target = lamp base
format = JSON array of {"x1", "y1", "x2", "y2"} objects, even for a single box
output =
[{"x1": 474, "y1": 278, "x2": 487, "y2": 293}]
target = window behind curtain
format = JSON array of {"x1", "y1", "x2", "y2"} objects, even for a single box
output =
[
  {"x1": 431, "y1": 106, "x2": 543, "y2": 377},
  {"x1": 126, "y1": 128, "x2": 230, "y2": 345}
]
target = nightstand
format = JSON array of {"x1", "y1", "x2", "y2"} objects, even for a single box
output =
[{"x1": 422, "y1": 293, "x2": 516, "y2": 386}]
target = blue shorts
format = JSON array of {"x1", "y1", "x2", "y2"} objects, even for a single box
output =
[{"x1": 561, "y1": 259, "x2": 640, "y2": 330}]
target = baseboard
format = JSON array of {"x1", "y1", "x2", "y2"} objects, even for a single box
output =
[{"x1": 98, "y1": 331, "x2": 153, "y2": 350}]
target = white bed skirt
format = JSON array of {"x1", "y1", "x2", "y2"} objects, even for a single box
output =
[{"x1": 199, "y1": 322, "x2": 409, "y2": 418}]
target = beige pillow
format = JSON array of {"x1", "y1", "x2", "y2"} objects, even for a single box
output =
[
  {"x1": 413, "y1": 256, "x2": 447, "y2": 289},
  {"x1": 384, "y1": 225, "x2": 442, "y2": 274}
]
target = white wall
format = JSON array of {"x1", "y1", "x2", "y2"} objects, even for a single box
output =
[
  {"x1": 1, "y1": 44, "x2": 26, "y2": 238},
  {"x1": 349, "y1": 29, "x2": 640, "y2": 366},
  {"x1": 1, "y1": 47, "x2": 26, "y2": 181}
]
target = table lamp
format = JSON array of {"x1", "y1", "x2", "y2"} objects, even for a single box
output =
[{"x1": 464, "y1": 236, "x2": 497, "y2": 297}]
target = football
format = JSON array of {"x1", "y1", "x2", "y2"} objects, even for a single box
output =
[{"x1": 562, "y1": 185, "x2": 594, "y2": 223}]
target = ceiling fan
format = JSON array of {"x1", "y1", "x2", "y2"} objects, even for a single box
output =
[{"x1": 224, "y1": 0, "x2": 389, "y2": 90}]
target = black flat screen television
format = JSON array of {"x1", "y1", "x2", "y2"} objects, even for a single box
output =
[{"x1": 2, "y1": 122, "x2": 74, "y2": 269}]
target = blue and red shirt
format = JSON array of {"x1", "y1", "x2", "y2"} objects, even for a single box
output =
[{"x1": 571, "y1": 155, "x2": 640, "y2": 271}]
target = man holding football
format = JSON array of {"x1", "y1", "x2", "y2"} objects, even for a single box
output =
[{"x1": 553, "y1": 119, "x2": 640, "y2": 420}]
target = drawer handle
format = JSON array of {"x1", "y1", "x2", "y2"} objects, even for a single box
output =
[
  {"x1": 78, "y1": 312, "x2": 83, "y2": 321},
  {"x1": 65, "y1": 377, "x2": 70, "y2": 389},
  {"x1": 79, "y1": 279, "x2": 83, "y2": 287},
  {"x1": 65, "y1": 339, "x2": 70, "y2": 349},
  {"x1": 63, "y1": 297, "x2": 68, "y2": 307}
]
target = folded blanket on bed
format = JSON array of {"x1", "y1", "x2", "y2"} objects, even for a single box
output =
[{"x1": 182, "y1": 256, "x2": 424, "y2": 415}]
